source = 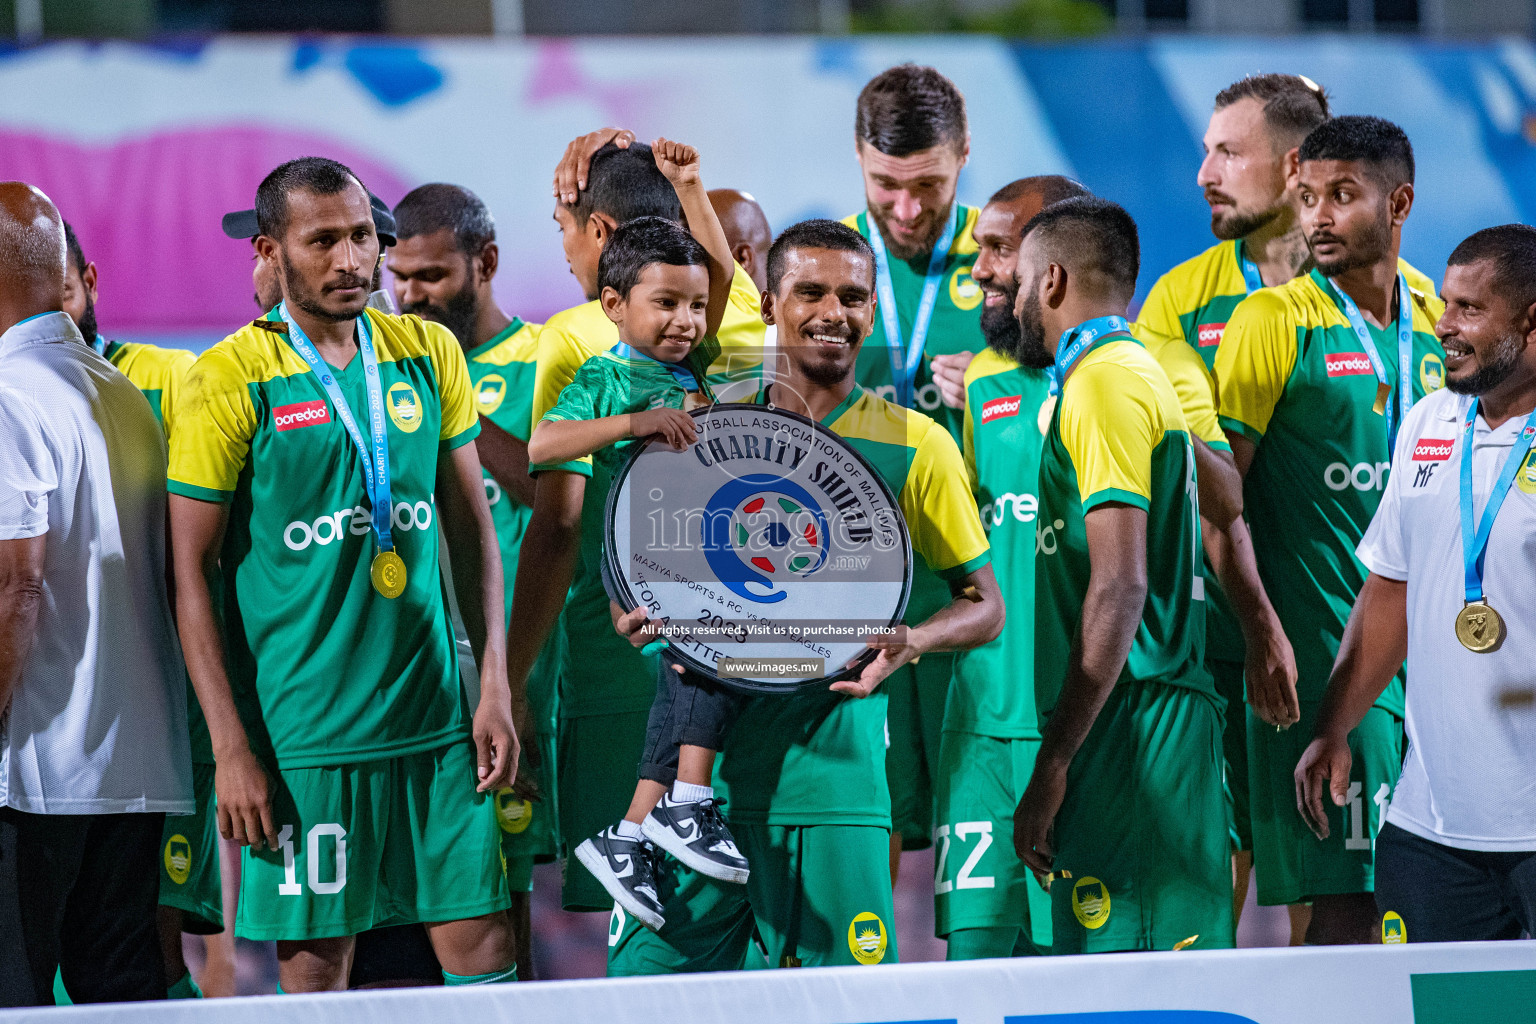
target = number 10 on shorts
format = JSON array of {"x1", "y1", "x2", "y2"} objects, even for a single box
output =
[{"x1": 277, "y1": 823, "x2": 349, "y2": 895}]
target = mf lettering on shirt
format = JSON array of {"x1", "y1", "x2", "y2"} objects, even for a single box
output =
[
  {"x1": 1325, "y1": 352, "x2": 1375, "y2": 377},
  {"x1": 981, "y1": 395, "x2": 1021, "y2": 424},
  {"x1": 273, "y1": 399, "x2": 331, "y2": 431},
  {"x1": 1412, "y1": 438, "x2": 1455, "y2": 462},
  {"x1": 1196, "y1": 323, "x2": 1225, "y2": 348}
]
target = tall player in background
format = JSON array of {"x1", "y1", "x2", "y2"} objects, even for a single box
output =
[
  {"x1": 1132, "y1": 73, "x2": 1330, "y2": 926},
  {"x1": 516, "y1": 134, "x2": 764, "y2": 914},
  {"x1": 843, "y1": 63, "x2": 983, "y2": 871},
  {"x1": 56, "y1": 224, "x2": 225, "y2": 1001},
  {"x1": 939, "y1": 174, "x2": 1087, "y2": 961},
  {"x1": 1216, "y1": 117, "x2": 1445, "y2": 944}
]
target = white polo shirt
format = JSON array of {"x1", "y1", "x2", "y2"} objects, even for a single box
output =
[
  {"x1": 1357, "y1": 386, "x2": 1536, "y2": 851},
  {"x1": 0, "y1": 312, "x2": 192, "y2": 814}
]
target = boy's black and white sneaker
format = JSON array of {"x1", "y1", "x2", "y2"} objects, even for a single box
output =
[
  {"x1": 643, "y1": 794, "x2": 750, "y2": 884},
  {"x1": 574, "y1": 828, "x2": 667, "y2": 931}
]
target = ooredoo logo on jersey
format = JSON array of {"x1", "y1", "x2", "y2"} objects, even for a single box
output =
[
  {"x1": 981, "y1": 394, "x2": 1021, "y2": 424},
  {"x1": 1325, "y1": 352, "x2": 1375, "y2": 377},
  {"x1": 1412, "y1": 438, "x2": 1455, "y2": 461},
  {"x1": 273, "y1": 399, "x2": 331, "y2": 431}
]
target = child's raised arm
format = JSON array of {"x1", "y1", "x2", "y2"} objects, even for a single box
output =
[{"x1": 653, "y1": 138, "x2": 734, "y2": 338}]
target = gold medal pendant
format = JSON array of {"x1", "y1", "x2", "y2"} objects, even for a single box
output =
[
  {"x1": 1455, "y1": 601, "x2": 1503, "y2": 653},
  {"x1": 371, "y1": 550, "x2": 407, "y2": 599}
]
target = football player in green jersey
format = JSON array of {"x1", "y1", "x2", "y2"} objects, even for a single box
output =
[
  {"x1": 1012, "y1": 197, "x2": 1233, "y2": 954},
  {"x1": 939, "y1": 174, "x2": 1087, "y2": 961},
  {"x1": 169, "y1": 158, "x2": 519, "y2": 992},
  {"x1": 844, "y1": 63, "x2": 982, "y2": 871},
  {"x1": 1217, "y1": 117, "x2": 1445, "y2": 945},
  {"x1": 607, "y1": 218, "x2": 1003, "y2": 973}
]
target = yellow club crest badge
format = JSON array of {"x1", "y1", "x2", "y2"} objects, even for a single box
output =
[
  {"x1": 1517, "y1": 451, "x2": 1536, "y2": 495},
  {"x1": 387, "y1": 381, "x2": 423, "y2": 433},
  {"x1": 164, "y1": 834, "x2": 192, "y2": 885},
  {"x1": 476, "y1": 374, "x2": 507, "y2": 415},
  {"x1": 847, "y1": 911, "x2": 888, "y2": 964},
  {"x1": 495, "y1": 790, "x2": 533, "y2": 834},
  {"x1": 949, "y1": 267, "x2": 984, "y2": 311},
  {"x1": 1381, "y1": 911, "x2": 1406, "y2": 944},
  {"x1": 1072, "y1": 876, "x2": 1111, "y2": 929},
  {"x1": 1420, "y1": 352, "x2": 1445, "y2": 394}
]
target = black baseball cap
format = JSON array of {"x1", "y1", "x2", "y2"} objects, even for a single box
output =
[{"x1": 222, "y1": 191, "x2": 397, "y2": 246}]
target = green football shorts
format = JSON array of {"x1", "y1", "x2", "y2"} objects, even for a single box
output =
[
  {"x1": 1209, "y1": 656, "x2": 1251, "y2": 854},
  {"x1": 1248, "y1": 701, "x2": 1403, "y2": 906},
  {"x1": 236, "y1": 740, "x2": 508, "y2": 940},
  {"x1": 933, "y1": 730, "x2": 1049, "y2": 953},
  {"x1": 1049, "y1": 680, "x2": 1233, "y2": 954},
  {"x1": 558, "y1": 709, "x2": 649, "y2": 911},
  {"x1": 886, "y1": 652, "x2": 954, "y2": 850},
  {"x1": 158, "y1": 761, "x2": 224, "y2": 933},
  {"x1": 608, "y1": 822, "x2": 898, "y2": 972}
]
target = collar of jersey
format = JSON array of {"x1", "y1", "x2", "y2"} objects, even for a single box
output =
[
  {"x1": 613, "y1": 340, "x2": 701, "y2": 390},
  {"x1": 467, "y1": 317, "x2": 526, "y2": 361},
  {"x1": 754, "y1": 382, "x2": 864, "y2": 427}
]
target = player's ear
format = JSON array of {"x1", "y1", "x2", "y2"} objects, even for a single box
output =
[
  {"x1": 760, "y1": 289, "x2": 775, "y2": 326},
  {"x1": 589, "y1": 212, "x2": 617, "y2": 246},
  {"x1": 1281, "y1": 146, "x2": 1301, "y2": 188},
  {"x1": 1043, "y1": 263, "x2": 1069, "y2": 309},
  {"x1": 600, "y1": 284, "x2": 626, "y2": 324},
  {"x1": 254, "y1": 234, "x2": 280, "y2": 267},
  {"x1": 1389, "y1": 182, "x2": 1414, "y2": 228},
  {"x1": 478, "y1": 241, "x2": 499, "y2": 283},
  {"x1": 82, "y1": 261, "x2": 99, "y2": 301}
]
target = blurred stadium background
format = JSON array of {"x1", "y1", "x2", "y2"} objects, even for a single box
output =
[{"x1": 4, "y1": 0, "x2": 1532, "y2": 991}]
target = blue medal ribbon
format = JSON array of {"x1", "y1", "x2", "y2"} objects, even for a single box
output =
[
  {"x1": 614, "y1": 341, "x2": 703, "y2": 392},
  {"x1": 1321, "y1": 271, "x2": 1416, "y2": 454},
  {"x1": 867, "y1": 205, "x2": 961, "y2": 408},
  {"x1": 1047, "y1": 315, "x2": 1133, "y2": 394},
  {"x1": 1458, "y1": 399, "x2": 1536, "y2": 605},
  {"x1": 278, "y1": 303, "x2": 396, "y2": 556},
  {"x1": 1236, "y1": 240, "x2": 1265, "y2": 295}
]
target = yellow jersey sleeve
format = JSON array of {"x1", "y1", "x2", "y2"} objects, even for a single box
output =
[
  {"x1": 900, "y1": 420, "x2": 991, "y2": 580},
  {"x1": 961, "y1": 391, "x2": 978, "y2": 494},
  {"x1": 530, "y1": 320, "x2": 601, "y2": 476},
  {"x1": 405, "y1": 315, "x2": 479, "y2": 449},
  {"x1": 1214, "y1": 289, "x2": 1298, "y2": 443},
  {"x1": 156, "y1": 348, "x2": 196, "y2": 437},
  {"x1": 1060, "y1": 359, "x2": 1163, "y2": 512},
  {"x1": 167, "y1": 346, "x2": 259, "y2": 503},
  {"x1": 1144, "y1": 332, "x2": 1227, "y2": 451}
]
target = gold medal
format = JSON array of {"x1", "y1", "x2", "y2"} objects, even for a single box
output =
[
  {"x1": 371, "y1": 550, "x2": 407, "y2": 599},
  {"x1": 1455, "y1": 601, "x2": 1503, "y2": 653}
]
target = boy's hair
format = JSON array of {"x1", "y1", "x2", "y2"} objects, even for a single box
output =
[
  {"x1": 597, "y1": 216, "x2": 709, "y2": 298},
  {"x1": 1214, "y1": 73, "x2": 1331, "y2": 150},
  {"x1": 571, "y1": 142, "x2": 683, "y2": 229},
  {"x1": 1018, "y1": 196, "x2": 1140, "y2": 305},
  {"x1": 855, "y1": 64, "x2": 967, "y2": 157},
  {"x1": 1298, "y1": 115, "x2": 1415, "y2": 188},
  {"x1": 1447, "y1": 224, "x2": 1536, "y2": 313},
  {"x1": 766, "y1": 219, "x2": 876, "y2": 294},
  {"x1": 255, "y1": 157, "x2": 367, "y2": 241},
  {"x1": 393, "y1": 183, "x2": 495, "y2": 255}
]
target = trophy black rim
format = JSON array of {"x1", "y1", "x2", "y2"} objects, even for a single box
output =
[{"x1": 603, "y1": 400, "x2": 914, "y2": 695}]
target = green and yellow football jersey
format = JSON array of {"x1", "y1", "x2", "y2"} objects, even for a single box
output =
[
  {"x1": 1036, "y1": 335, "x2": 1212, "y2": 718},
  {"x1": 103, "y1": 339, "x2": 195, "y2": 432},
  {"x1": 1215, "y1": 269, "x2": 1445, "y2": 712},
  {"x1": 168, "y1": 310, "x2": 480, "y2": 768},
  {"x1": 842, "y1": 205, "x2": 984, "y2": 441},
  {"x1": 948, "y1": 348, "x2": 1053, "y2": 739},
  {"x1": 719, "y1": 385, "x2": 990, "y2": 827}
]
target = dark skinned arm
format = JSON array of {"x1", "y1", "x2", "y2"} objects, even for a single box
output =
[
  {"x1": 0, "y1": 536, "x2": 46, "y2": 716},
  {"x1": 476, "y1": 415, "x2": 536, "y2": 509},
  {"x1": 437, "y1": 440, "x2": 517, "y2": 792},
  {"x1": 170, "y1": 495, "x2": 279, "y2": 850},
  {"x1": 1295, "y1": 573, "x2": 1406, "y2": 839},
  {"x1": 1193, "y1": 438, "x2": 1242, "y2": 531},
  {"x1": 1013, "y1": 503, "x2": 1147, "y2": 873}
]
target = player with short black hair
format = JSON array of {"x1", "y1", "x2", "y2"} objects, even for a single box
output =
[
  {"x1": 1216, "y1": 115, "x2": 1446, "y2": 945},
  {"x1": 1010, "y1": 197, "x2": 1234, "y2": 954}
]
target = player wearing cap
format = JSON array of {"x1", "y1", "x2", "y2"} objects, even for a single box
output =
[
  {"x1": 608, "y1": 218, "x2": 1002, "y2": 972},
  {"x1": 842, "y1": 63, "x2": 982, "y2": 869},
  {"x1": 169, "y1": 158, "x2": 519, "y2": 991},
  {"x1": 936, "y1": 174, "x2": 1086, "y2": 961},
  {"x1": 1010, "y1": 197, "x2": 1231, "y2": 954},
  {"x1": 1300, "y1": 224, "x2": 1536, "y2": 944},
  {"x1": 1216, "y1": 117, "x2": 1445, "y2": 944},
  {"x1": 512, "y1": 133, "x2": 764, "y2": 914}
]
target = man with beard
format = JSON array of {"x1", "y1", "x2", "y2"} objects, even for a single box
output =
[
  {"x1": 842, "y1": 63, "x2": 983, "y2": 869},
  {"x1": 1010, "y1": 196, "x2": 1232, "y2": 955},
  {"x1": 1300, "y1": 225, "x2": 1536, "y2": 944},
  {"x1": 607, "y1": 218, "x2": 1002, "y2": 972},
  {"x1": 168, "y1": 158, "x2": 520, "y2": 991},
  {"x1": 934, "y1": 174, "x2": 1086, "y2": 961},
  {"x1": 1216, "y1": 117, "x2": 1445, "y2": 945},
  {"x1": 387, "y1": 183, "x2": 549, "y2": 981}
]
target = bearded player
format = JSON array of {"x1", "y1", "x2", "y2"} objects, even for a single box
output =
[
  {"x1": 168, "y1": 158, "x2": 519, "y2": 990},
  {"x1": 1216, "y1": 117, "x2": 1446, "y2": 945}
]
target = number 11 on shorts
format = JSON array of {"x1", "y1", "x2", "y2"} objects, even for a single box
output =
[{"x1": 277, "y1": 823, "x2": 349, "y2": 895}]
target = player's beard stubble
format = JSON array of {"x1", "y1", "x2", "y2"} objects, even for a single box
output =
[
  {"x1": 75, "y1": 290, "x2": 99, "y2": 350},
  {"x1": 401, "y1": 285, "x2": 479, "y2": 347},
  {"x1": 1309, "y1": 204, "x2": 1394, "y2": 279},
  {"x1": 1014, "y1": 283, "x2": 1056, "y2": 371},
  {"x1": 980, "y1": 278, "x2": 1025, "y2": 364},
  {"x1": 1446, "y1": 329, "x2": 1526, "y2": 397},
  {"x1": 280, "y1": 250, "x2": 370, "y2": 323}
]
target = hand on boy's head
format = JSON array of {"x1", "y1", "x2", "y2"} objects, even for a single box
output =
[
  {"x1": 553, "y1": 126, "x2": 634, "y2": 204},
  {"x1": 653, "y1": 138, "x2": 701, "y2": 187},
  {"x1": 631, "y1": 407, "x2": 698, "y2": 451}
]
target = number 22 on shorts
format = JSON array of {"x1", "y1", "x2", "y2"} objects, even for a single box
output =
[{"x1": 934, "y1": 821, "x2": 996, "y2": 894}]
